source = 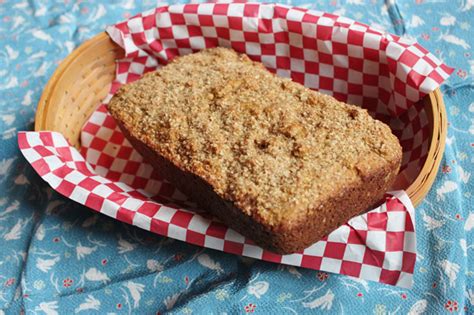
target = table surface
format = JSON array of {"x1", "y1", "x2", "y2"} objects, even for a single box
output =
[{"x1": 0, "y1": 1, "x2": 472, "y2": 314}]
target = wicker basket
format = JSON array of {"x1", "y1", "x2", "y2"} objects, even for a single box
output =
[{"x1": 34, "y1": 32, "x2": 447, "y2": 207}]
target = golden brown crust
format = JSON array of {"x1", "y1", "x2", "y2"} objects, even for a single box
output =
[
  {"x1": 108, "y1": 47, "x2": 402, "y2": 254},
  {"x1": 118, "y1": 119, "x2": 399, "y2": 254}
]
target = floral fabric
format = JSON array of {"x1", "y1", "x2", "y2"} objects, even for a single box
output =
[{"x1": 0, "y1": 0, "x2": 472, "y2": 314}]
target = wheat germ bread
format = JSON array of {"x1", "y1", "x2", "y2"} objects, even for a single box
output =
[{"x1": 108, "y1": 47, "x2": 402, "y2": 254}]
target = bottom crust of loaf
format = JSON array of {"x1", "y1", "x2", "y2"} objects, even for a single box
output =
[{"x1": 117, "y1": 121, "x2": 399, "y2": 254}]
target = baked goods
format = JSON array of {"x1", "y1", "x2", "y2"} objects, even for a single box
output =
[{"x1": 108, "y1": 47, "x2": 402, "y2": 254}]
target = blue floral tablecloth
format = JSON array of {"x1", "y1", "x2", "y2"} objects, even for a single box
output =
[{"x1": 0, "y1": 1, "x2": 473, "y2": 314}]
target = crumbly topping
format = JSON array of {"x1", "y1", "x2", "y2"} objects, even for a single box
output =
[{"x1": 108, "y1": 47, "x2": 401, "y2": 226}]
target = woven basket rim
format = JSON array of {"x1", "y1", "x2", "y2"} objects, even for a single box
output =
[{"x1": 34, "y1": 32, "x2": 447, "y2": 207}]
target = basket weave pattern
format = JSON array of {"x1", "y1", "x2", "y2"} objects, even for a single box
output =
[{"x1": 35, "y1": 32, "x2": 447, "y2": 206}]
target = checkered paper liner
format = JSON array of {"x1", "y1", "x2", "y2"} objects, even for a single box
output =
[
  {"x1": 104, "y1": 2, "x2": 452, "y2": 181},
  {"x1": 18, "y1": 131, "x2": 416, "y2": 287},
  {"x1": 20, "y1": 3, "x2": 454, "y2": 288}
]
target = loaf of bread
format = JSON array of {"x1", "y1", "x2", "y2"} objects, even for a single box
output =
[{"x1": 108, "y1": 48, "x2": 402, "y2": 254}]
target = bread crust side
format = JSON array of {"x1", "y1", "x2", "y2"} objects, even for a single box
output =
[{"x1": 116, "y1": 120, "x2": 400, "y2": 254}]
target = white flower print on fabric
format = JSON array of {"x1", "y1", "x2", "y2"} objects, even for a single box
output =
[
  {"x1": 36, "y1": 257, "x2": 60, "y2": 273},
  {"x1": 146, "y1": 259, "x2": 164, "y2": 273},
  {"x1": 302, "y1": 289, "x2": 335, "y2": 310},
  {"x1": 0, "y1": 1, "x2": 472, "y2": 314},
  {"x1": 197, "y1": 254, "x2": 223, "y2": 274},
  {"x1": 422, "y1": 211, "x2": 445, "y2": 231},
  {"x1": 124, "y1": 281, "x2": 145, "y2": 308},
  {"x1": 117, "y1": 238, "x2": 136, "y2": 254},
  {"x1": 164, "y1": 293, "x2": 181, "y2": 310},
  {"x1": 247, "y1": 281, "x2": 269, "y2": 299},
  {"x1": 84, "y1": 268, "x2": 110, "y2": 283},
  {"x1": 74, "y1": 295, "x2": 101, "y2": 313},
  {"x1": 438, "y1": 260, "x2": 460, "y2": 288},
  {"x1": 4, "y1": 219, "x2": 28, "y2": 240},
  {"x1": 76, "y1": 243, "x2": 97, "y2": 260},
  {"x1": 408, "y1": 299, "x2": 428, "y2": 315},
  {"x1": 33, "y1": 280, "x2": 45, "y2": 290},
  {"x1": 436, "y1": 181, "x2": 458, "y2": 201},
  {"x1": 35, "y1": 301, "x2": 59, "y2": 315},
  {"x1": 0, "y1": 158, "x2": 15, "y2": 177}
]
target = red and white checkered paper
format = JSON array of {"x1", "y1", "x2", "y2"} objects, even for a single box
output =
[{"x1": 19, "y1": 3, "x2": 454, "y2": 288}]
